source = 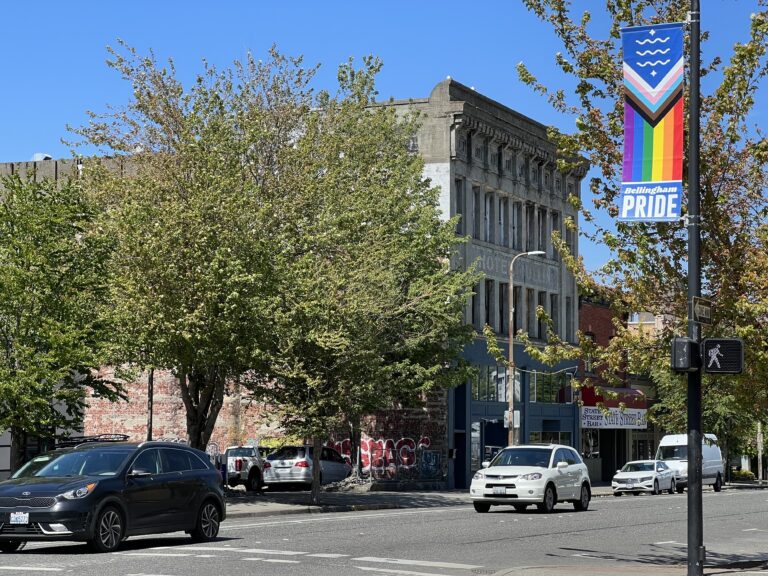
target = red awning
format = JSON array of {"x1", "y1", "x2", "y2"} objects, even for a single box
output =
[{"x1": 580, "y1": 386, "x2": 646, "y2": 410}]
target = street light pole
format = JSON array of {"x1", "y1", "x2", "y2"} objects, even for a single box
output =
[{"x1": 508, "y1": 250, "x2": 545, "y2": 446}]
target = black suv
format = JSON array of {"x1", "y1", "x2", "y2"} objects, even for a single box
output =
[{"x1": 0, "y1": 440, "x2": 225, "y2": 553}]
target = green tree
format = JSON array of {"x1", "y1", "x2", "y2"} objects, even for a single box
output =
[
  {"x1": 517, "y1": 1, "x2": 768, "y2": 449},
  {"x1": 246, "y1": 57, "x2": 479, "y2": 503},
  {"x1": 0, "y1": 175, "x2": 123, "y2": 470}
]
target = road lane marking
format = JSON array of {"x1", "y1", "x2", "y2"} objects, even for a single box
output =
[
  {"x1": 654, "y1": 541, "x2": 678, "y2": 544},
  {"x1": 308, "y1": 553, "x2": 350, "y2": 558},
  {"x1": 244, "y1": 558, "x2": 302, "y2": 563},
  {"x1": 151, "y1": 545, "x2": 306, "y2": 555},
  {"x1": 353, "y1": 557, "x2": 482, "y2": 570},
  {"x1": 221, "y1": 508, "x2": 467, "y2": 530},
  {"x1": 118, "y1": 553, "x2": 194, "y2": 557},
  {"x1": 356, "y1": 566, "x2": 453, "y2": 576},
  {"x1": 0, "y1": 569, "x2": 62, "y2": 572}
]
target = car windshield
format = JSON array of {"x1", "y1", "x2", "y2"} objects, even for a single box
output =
[
  {"x1": 657, "y1": 446, "x2": 687, "y2": 460},
  {"x1": 226, "y1": 447, "x2": 255, "y2": 458},
  {"x1": 267, "y1": 446, "x2": 308, "y2": 461},
  {"x1": 12, "y1": 448, "x2": 132, "y2": 479},
  {"x1": 621, "y1": 461, "x2": 654, "y2": 472},
  {"x1": 490, "y1": 448, "x2": 552, "y2": 468}
]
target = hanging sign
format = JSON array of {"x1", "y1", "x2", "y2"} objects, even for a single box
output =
[{"x1": 619, "y1": 23, "x2": 684, "y2": 222}]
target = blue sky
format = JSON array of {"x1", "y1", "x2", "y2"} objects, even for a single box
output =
[{"x1": 0, "y1": 1, "x2": 761, "y2": 270}]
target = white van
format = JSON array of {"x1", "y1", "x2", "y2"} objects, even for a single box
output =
[{"x1": 655, "y1": 434, "x2": 724, "y2": 493}]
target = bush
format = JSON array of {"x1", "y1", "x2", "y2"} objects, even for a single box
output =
[{"x1": 731, "y1": 469, "x2": 756, "y2": 481}]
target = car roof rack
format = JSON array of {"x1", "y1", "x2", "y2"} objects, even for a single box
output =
[{"x1": 56, "y1": 434, "x2": 130, "y2": 448}]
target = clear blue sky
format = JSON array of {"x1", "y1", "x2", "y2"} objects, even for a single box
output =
[{"x1": 0, "y1": 1, "x2": 761, "y2": 270}]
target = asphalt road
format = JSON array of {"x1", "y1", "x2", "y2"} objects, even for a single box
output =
[{"x1": 3, "y1": 489, "x2": 768, "y2": 576}]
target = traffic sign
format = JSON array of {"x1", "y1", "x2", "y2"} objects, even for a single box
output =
[
  {"x1": 701, "y1": 338, "x2": 743, "y2": 374},
  {"x1": 692, "y1": 297, "x2": 712, "y2": 325}
]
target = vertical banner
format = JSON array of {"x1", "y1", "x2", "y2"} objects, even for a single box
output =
[{"x1": 619, "y1": 23, "x2": 684, "y2": 222}]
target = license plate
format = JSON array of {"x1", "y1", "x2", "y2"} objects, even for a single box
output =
[
  {"x1": 10, "y1": 512, "x2": 29, "y2": 525},
  {"x1": 627, "y1": 483, "x2": 634, "y2": 489},
  {"x1": 493, "y1": 487, "x2": 505, "y2": 495}
]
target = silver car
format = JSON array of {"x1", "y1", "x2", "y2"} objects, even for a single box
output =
[
  {"x1": 263, "y1": 445, "x2": 351, "y2": 488},
  {"x1": 612, "y1": 459, "x2": 676, "y2": 496}
]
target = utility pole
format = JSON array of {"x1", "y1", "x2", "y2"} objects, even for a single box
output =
[{"x1": 687, "y1": 2, "x2": 704, "y2": 575}]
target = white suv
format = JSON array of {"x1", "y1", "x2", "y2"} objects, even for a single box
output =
[{"x1": 469, "y1": 444, "x2": 591, "y2": 513}]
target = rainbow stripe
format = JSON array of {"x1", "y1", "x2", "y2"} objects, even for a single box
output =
[{"x1": 622, "y1": 96, "x2": 683, "y2": 183}]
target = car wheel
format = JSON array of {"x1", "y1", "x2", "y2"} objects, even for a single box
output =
[
  {"x1": 513, "y1": 504, "x2": 527, "y2": 512},
  {"x1": 652, "y1": 480, "x2": 660, "y2": 495},
  {"x1": 0, "y1": 541, "x2": 23, "y2": 553},
  {"x1": 714, "y1": 473, "x2": 723, "y2": 492},
  {"x1": 190, "y1": 500, "x2": 221, "y2": 542},
  {"x1": 473, "y1": 502, "x2": 491, "y2": 513},
  {"x1": 89, "y1": 506, "x2": 124, "y2": 553},
  {"x1": 676, "y1": 485, "x2": 685, "y2": 494},
  {"x1": 613, "y1": 492, "x2": 622, "y2": 497},
  {"x1": 573, "y1": 483, "x2": 590, "y2": 511},
  {"x1": 246, "y1": 470, "x2": 262, "y2": 492},
  {"x1": 537, "y1": 484, "x2": 556, "y2": 513},
  {"x1": 668, "y1": 479, "x2": 676, "y2": 495}
]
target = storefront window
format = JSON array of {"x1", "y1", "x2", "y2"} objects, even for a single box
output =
[
  {"x1": 529, "y1": 431, "x2": 572, "y2": 446},
  {"x1": 581, "y1": 429, "x2": 600, "y2": 458}
]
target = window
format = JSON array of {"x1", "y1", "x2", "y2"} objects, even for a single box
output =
[
  {"x1": 526, "y1": 288, "x2": 535, "y2": 336},
  {"x1": 537, "y1": 291, "x2": 547, "y2": 340},
  {"x1": 550, "y1": 294, "x2": 559, "y2": 337},
  {"x1": 499, "y1": 282, "x2": 508, "y2": 335},
  {"x1": 466, "y1": 131, "x2": 473, "y2": 164},
  {"x1": 162, "y1": 448, "x2": 191, "y2": 473},
  {"x1": 511, "y1": 201, "x2": 523, "y2": 250},
  {"x1": 485, "y1": 279, "x2": 494, "y2": 328},
  {"x1": 513, "y1": 286, "x2": 522, "y2": 335},
  {"x1": 566, "y1": 296, "x2": 573, "y2": 342},
  {"x1": 498, "y1": 197, "x2": 508, "y2": 246},
  {"x1": 497, "y1": 144, "x2": 504, "y2": 174},
  {"x1": 537, "y1": 207, "x2": 547, "y2": 252},
  {"x1": 526, "y1": 204, "x2": 535, "y2": 251},
  {"x1": 131, "y1": 449, "x2": 161, "y2": 475},
  {"x1": 455, "y1": 179, "x2": 465, "y2": 235},
  {"x1": 551, "y1": 212, "x2": 560, "y2": 259},
  {"x1": 472, "y1": 282, "x2": 481, "y2": 329},
  {"x1": 473, "y1": 186, "x2": 482, "y2": 240},
  {"x1": 484, "y1": 192, "x2": 494, "y2": 242}
]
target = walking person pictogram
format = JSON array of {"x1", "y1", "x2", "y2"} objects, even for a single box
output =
[{"x1": 707, "y1": 344, "x2": 723, "y2": 369}]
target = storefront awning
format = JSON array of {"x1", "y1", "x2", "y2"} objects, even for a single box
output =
[{"x1": 580, "y1": 386, "x2": 647, "y2": 410}]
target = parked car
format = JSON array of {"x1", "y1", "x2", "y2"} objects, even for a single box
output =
[
  {"x1": 469, "y1": 444, "x2": 591, "y2": 513},
  {"x1": 224, "y1": 446, "x2": 264, "y2": 492},
  {"x1": 612, "y1": 459, "x2": 676, "y2": 496},
  {"x1": 0, "y1": 440, "x2": 225, "y2": 553},
  {"x1": 655, "y1": 433, "x2": 724, "y2": 493},
  {"x1": 263, "y1": 445, "x2": 351, "y2": 488}
]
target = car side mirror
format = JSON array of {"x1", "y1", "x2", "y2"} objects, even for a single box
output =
[
  {"x1": 128, "y1": 468, "x2": 153, "y2": 478},
  {"x1": 481, "y1": 461, "x2": 490, "y2": 469},
  {"x1": 616, "y1": 469, "x2": 621, "y2": 474},
  {"x1": 557, "y1": 461, "x2": 568, "y2": 469}
]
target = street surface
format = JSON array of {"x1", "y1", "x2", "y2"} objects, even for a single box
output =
[{"x1": 3, "y1": 489, "x2": 768, "y2": 575}]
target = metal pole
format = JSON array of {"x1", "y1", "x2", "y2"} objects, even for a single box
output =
[
  {"x1": 687, "y1": 2, "x2": 704, "y2": 574},
  {"x1": 508, "y1": 251, "x2": 545, "y2": 446},
  {"x1": 146, "y1": 368, "x2": 154, "y2": 442}
]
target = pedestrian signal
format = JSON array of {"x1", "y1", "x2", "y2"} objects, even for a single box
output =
[
  {"x1": 701, "y1": 338, "x2": 743, "y2": 374},
  {"x1": 671, "y1": 337, "x2": 699, "y2": 372}
]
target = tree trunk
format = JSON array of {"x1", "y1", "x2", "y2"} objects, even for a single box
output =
[
  {"x1": 10, "y1": 425, "x2": 27, "y2": 473},
  {"x1": 178, "y1": 366, "x2": 226, "y2": 450},
  {"x1": 310, "y1": 436, "x2": 322, "y2": 506}
]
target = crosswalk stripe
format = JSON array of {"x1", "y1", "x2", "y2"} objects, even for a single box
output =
[
  {"x1": 353, "y1": 557, "x2": 482, "y2": 570},
  {"x1": 355, "y1": 566, "x2": 453, "y2": 576}
]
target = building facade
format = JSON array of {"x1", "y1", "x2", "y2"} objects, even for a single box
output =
[{"x1": 391, "y1": 80, "x2": 586, "y2": 488}]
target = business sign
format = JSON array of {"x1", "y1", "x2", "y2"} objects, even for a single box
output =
[
  {"x1": 581, "y1": 406, "x2": 648, "y2": 429},
  {"x1": 619, "y1": 23, "x2": 684, "y2": 222}
]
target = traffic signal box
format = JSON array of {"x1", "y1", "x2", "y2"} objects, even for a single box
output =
[
  {"x1": 671, "y1": 337, "x2": 743, "y2": 374},
  {"x1": 701, "y1": 338, "x2": 743, "y2": 374}
]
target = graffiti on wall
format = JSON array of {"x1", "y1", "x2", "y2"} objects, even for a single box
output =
[{"x1": 326, "y1": 435, "x2": 441, "y2": 481}]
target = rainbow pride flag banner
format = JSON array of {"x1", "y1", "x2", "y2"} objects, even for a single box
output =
[{"x1": 619, "y1": 23, "x2": 684, "y2": 222}]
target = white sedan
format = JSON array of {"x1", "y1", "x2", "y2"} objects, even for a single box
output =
[{"x1": 612, "y1": 459, "x2": 676, "y2": 496}]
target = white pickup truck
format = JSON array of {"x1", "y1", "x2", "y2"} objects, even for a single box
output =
[{"x1": 224, "y1": 445, "x2": 265, "y2": 492}]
